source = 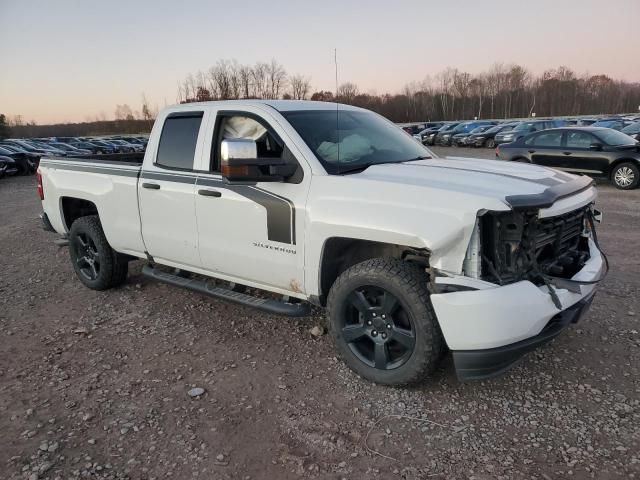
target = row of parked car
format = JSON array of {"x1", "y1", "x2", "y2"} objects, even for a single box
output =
[
  {"x1": 406, "y1": 116, "x2": 640, "y2": 149},
  {"x1": 0, "y1": 135, "x2": 148, "y2": 179}
]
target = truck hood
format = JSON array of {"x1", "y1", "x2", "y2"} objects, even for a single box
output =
[{"x1": 357, "y1": 156, "x2": 594, "y2": 210}]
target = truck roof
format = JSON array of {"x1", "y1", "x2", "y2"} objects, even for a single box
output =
[{"x1": 167, "y1": 99, "x2": 362, "y2": 112}]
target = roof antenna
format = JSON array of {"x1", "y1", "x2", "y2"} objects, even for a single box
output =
[{"x1": 334, "y1": 48, "x2": 340, "y2": 166}]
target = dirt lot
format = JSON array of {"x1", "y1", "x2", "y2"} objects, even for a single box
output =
[{"x1": 1, "y1": 150, "x2": 639, "y2": 479}]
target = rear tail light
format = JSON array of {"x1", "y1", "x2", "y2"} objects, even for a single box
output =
[
  {"x1": 495, "y1": 145, "x2": 500, "y2": 158},
  {"x1": 36, "y1": 168, "x2": 44, "y2": 200}
]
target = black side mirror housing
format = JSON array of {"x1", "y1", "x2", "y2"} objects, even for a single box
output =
[{"x1": 589, "y1": 142, "x2": 603, "y2": 151}]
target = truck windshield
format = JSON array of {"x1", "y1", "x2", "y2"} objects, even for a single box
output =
[{"x1": 282, "y1": 109, "x2": 432, "y2": 174}]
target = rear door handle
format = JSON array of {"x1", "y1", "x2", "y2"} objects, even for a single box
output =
[
  {"x1": 198, "y1": 189, "x2": 222, "y2": 197},
  {"x1": 142, "y1": 182, "x2": 160, "y2": 190},
  {"x1": 528, "y1": 150, "x2": 535, "y2": 153},
  {"x1": 563, "y1": 152, "x2": 572, "y2": 155}
]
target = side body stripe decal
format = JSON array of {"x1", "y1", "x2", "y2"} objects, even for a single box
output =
[{"x1": 41, "y1": 160, "x2": 296, "y2": 245}]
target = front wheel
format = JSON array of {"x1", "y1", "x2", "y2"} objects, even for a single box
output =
[
  {"x1": 611, "y1": 162, "x2": 639, "y2": 190},
  {"x1": 69, "y1": 215, "x2": 128, "y2": 290},
  {"x1": 327, "y1": 258, "x2": 444, "y2": 386}
]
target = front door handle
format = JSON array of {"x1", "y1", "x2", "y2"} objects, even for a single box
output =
[
  {"x1": 198, "y1": 189, "x2": 222, "y2": 197},
  {"x1": 142, "y1": 182, "x2": 160, "y2": 190},
  {"x1": 563, "y1": 152, "x2": 572, "y2": 155},
  {"x1": 528, "y1": 150, "x2": 535, "y2": 154}
]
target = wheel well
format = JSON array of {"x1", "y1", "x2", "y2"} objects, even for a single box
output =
[
  {"x1": 608, "y1": 158, "x2": 639, "y2": 178},
  {"x1": 61, "y1": 197, "x2": 98, "y2": 230},
  {"x1": 318, "y1": 237, "x2": 429, "y2": 305}
]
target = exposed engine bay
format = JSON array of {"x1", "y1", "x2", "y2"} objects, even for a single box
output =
[{"x1": 472, "y1": 205, "x2": 593, "y2": 286}]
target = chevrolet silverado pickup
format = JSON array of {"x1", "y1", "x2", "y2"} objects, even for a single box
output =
[{"x1": 37, "y1": 100, "x2": 606, "y2": 385}]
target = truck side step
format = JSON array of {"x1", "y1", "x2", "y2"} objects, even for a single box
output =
[
  {"x1": 53, "y1": 237, "x2": 69, "y2": 247},
  {"x1": 141, "y1": 265, "x2": 311, "y2": 317}
]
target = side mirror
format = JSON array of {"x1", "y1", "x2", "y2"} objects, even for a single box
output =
[
  {"x1": 529, "y1": 127, "x2": 536, "y2": 133},
  {"x1": 589, "y1": 142, "x2": 603, "y2": 151},
  {"x1": 220, "y1": 138, "x2": 296, "y2": 184}
]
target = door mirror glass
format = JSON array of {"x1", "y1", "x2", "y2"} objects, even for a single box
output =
[
  {"x1": 220, "y1": 139, "x2": 295, "y2": 184},
  {"x1": 589, "y1": 142, "x2": 603, "y2": 151}
]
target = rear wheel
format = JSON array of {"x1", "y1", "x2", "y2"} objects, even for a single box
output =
[
  {"x1": 611, "y1": 162, "x2": 639, "y2": 190},
  {"x1": 486, "y1": 139, "x2": 496, "y2": 148},
  {"x1": 327, "y1": 258, "x2": 444, "y2": 386},
  {"x1": 512, "y1": 157, "x2": 531, "y2": 163},
  {"x1": 69, "y1": 215, "x2": 128, "y2": 290}
]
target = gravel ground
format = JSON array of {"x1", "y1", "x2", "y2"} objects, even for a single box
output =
[{"x1": 1, "y1": 155, "x2": 639, "y2": 479}]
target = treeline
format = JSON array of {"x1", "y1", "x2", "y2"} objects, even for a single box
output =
[
  {"x1": 6, "y1": 60, "x2": 640, "y2": 138},
  {"x1": 9, "y1": 119, "x2": 153, "y2": 138},
  {"x1": 178, "y1": 60, "x2": 640, "y2": 122}
]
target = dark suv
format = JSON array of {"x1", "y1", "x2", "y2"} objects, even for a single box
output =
[
  {"x1": 494, "y1": 120, "x2": 566, "y2": 145},
  {"x1": 436, "y1": 121, "x2": 496, "y2": 146}
]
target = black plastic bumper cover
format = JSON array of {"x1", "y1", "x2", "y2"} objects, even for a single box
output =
[{"x1": 453, "y1": 292, "x2": 595, "y2": 381}]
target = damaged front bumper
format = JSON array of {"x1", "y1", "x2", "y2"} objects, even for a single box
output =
[{"x1": 430, "y1": 237, "x2": 604, "y2": 380}]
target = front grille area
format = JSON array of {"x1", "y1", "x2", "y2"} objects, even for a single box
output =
[
  {"x1": 481, "y1": 205, "x2": 591, "y2": 285},
  {"x1": 534, "y1": 207, "x2": 588, "y2": 266}
]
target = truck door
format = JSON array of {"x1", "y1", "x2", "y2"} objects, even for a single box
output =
[
  {"x1": 194, "y1": 109, "x2": 308, "y2": 295},
  {"x1": 138, "y1": 110, "x2": 207, "y2": 269}
]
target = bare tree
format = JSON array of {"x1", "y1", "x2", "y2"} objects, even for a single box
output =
[
  {"x1": 251, "y1": 62, "x2": 269, "y2": 98},
  {"x1": 114, "y1": 104, "x2": 134, "y2": 121},
  {"x1": 266, "y1": 59, "x2": 287, "y2": 99},
  {"x1": 238, "y1": 64, "x2": 253, "y2": 98},
  {"x1": 337, "y1": 82, "x2": 359, "y2": 103},
  {"x1": 141, "y1": 94, "x2": 154, "y2": 124},
  {"x1": 289, "y1": 74, "x2": 311, "y2": 100}
]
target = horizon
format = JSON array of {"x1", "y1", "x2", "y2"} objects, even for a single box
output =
[{"x1": 1, "y1": 0, "x2": 639, "y2": 124}]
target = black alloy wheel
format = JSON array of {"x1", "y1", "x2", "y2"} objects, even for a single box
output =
[
  {"x1": 327, "y1": 258, "x2": 444, "y2": 385},
  {"x1": 68, "y1": 215, "x2": 128, "y2": 290},
  {"x1": 340, "y1": 285, "x2": 415, "y2": 370},
  {"x1": 73, "y1": 232, "x2": 101, "y2": 281}
]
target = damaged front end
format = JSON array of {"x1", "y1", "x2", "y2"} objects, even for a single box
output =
[{"x1": 474, "y1": 205, "x2": 593, "y2": 287}]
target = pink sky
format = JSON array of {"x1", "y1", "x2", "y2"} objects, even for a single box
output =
[{"x1": 1, "y1": 0, "x2": 638, "y2": 124}]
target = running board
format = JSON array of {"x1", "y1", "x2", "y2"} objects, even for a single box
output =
[
  {"x1": 54, "y1": 237, "x2": 69, "y2": 247},
  {"x1": 141, "y1": 265, "x2": 311, "y2": 317}
]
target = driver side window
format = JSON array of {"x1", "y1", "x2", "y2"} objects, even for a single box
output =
[
  {"x1": 210, "y1": 114, "x2": 284, "y2": 172},
  {"x1": 565, "y1": 131, "x2": 594, "y2": 149}
]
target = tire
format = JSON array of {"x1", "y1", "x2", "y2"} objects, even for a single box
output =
[
  {"x1": 512, "y1": 157, "x2": 531, "y2": 163},
  {"x1": 486, "y1": 139, "x2": 496, "y2": 149},
  {"x1": 327, "y1": 258, "x2": 444, "y2": 386},
  {"x1": 68, "y1": 215, "x2": 128, "y2": 290},
  {"x1": 611, "y1": 162, "x2": 639, "y2": 190}
]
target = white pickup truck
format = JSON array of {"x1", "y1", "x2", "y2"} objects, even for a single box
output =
[{"x1": 37, "y1": 100, "x2": 605, "y2": 385}]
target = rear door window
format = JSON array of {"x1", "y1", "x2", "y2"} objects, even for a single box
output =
[
  {"x1": 531, "y1": 131, "x2": 562, "y2": 147},
  {"x1": 155, "y1": 112, "x2": 204, "y2": 170}
]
